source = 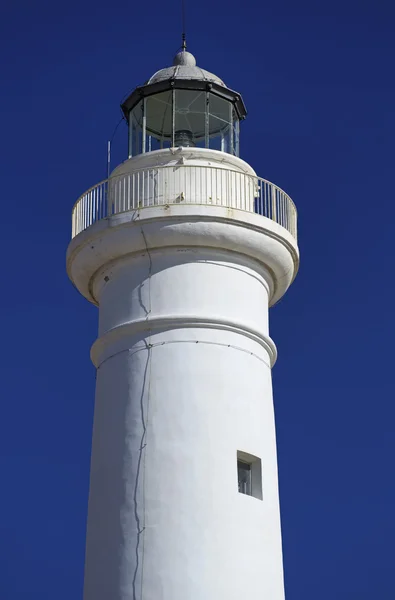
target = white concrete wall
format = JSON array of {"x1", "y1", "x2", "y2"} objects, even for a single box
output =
[{"x1": 83, "y1": 247, "x2": 285, "y2": 600}]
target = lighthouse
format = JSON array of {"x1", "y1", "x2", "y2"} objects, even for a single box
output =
[{"x1": 67, "y1": 46, "x2": 299, "y2": 600}]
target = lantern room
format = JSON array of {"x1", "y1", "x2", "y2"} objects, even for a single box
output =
[{"x1": 121, "y1": 49, "x2": 247, "y2": 157}]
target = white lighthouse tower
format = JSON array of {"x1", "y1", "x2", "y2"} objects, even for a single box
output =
[{"x1": 67, "y1": 46, "x2": 299, "y2": 600}]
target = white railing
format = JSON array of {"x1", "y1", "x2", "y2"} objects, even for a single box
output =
[{"x1": 71, "y1": 165, "x2": 297, "y2": 240}]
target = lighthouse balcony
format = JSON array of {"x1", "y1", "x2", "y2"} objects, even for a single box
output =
[
  {"x1": 67, "y1": 148, "x2": 299, "y2": 307},
  {"x1": 71, "y1": 151, "x2": 297, "y2": 241}
]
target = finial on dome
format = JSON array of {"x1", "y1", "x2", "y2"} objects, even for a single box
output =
[
  {"x1": 173, "y1": 49, "x2": 197, "y2": 67},
  {"x1": 173, "y1": 28, "x2": 196, "y2": 66}
]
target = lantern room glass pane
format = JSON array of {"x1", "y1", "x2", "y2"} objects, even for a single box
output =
[
  {"x1": 209, "y1": 94, "x2": 231, "y2": 134},
  {"x1": 129, "y1": 100, "x2": 143, "y2": 157},
  {"x1": 146, "y1": 91, "x2": 173, "y2": 145},
  {"x1": 208, "y1": 94, "x2": 239, "y2": 156},
  {"x1": 174, "y1": 90, "x2": 206, "y2": 147}
]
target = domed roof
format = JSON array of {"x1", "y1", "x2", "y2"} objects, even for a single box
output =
[
  {"x1": 121, "y1": 47, "x2": 247, "y2": 122},
  {"x1": 146, "y1": 50, "x2": 226, "y2": 87}
]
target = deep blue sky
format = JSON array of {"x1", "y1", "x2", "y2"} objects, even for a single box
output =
[{"x1": 1, "y1": 0, "x2": 394, "y2": 598}]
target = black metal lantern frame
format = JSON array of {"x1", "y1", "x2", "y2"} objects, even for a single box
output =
[{"x1": 121, "y1": 79, "x2": 247, "y2": 158}]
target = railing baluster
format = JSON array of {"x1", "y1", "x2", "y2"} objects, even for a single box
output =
[
  {"x1": 149, "y1": 170, "x2": 152, "y2": 207},
  {"x1": 258, "y1": 179, "x2": 261, "y2": 216},
  {"x1": 277, "y1": 190, "x2": 283, "y2": 225},
  {"x1": 190, "y1": 165, "x2": 192, "y2": 204},
  {"x1": 280, "y1": 193, "x2": 282, "y2": 227},
  {"x1": 284, "y1": 194, "x2": 288, "y2": 230},
  {"x1": 162, "y1": 167, "x2": 165, "y2": 205},
  {"x1": 265, "y1": 184, "x2": 269, "y2": 219},
  {"x1": 264, "y1": 182, "x2": 267, "y2": 218},
  {"x1": 98, "y1": 185, "x2": 101, "y2": 220},
  {"x1": 264, "y1": 181, "x2": 267, "y2": 217},
  {"x1": 183, "y1": 166, "x2": 186, "y2": 203},
  {"x1": 89, "y1": 190, "x2": 92, "y2": 226},
  {"x1": 240, "y1": 172, "x2": 243, "y2": 210},
  {"x1": 244, "y1": 173, "x2": 247, "y2": 211},
  {"x1": 280, "y1": 191, "x2": 283, "y2": 226},
  {"x1": 202, "y1": 165, "x2": 205, "y2": 204},
  {"x1": 285, "y1": 194, "x2": 288, "y2": 229},
  {"x1": 280, "y1": 192, "x2": 284, "y2": 228}
]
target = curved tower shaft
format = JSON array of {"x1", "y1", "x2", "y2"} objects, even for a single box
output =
[{"x1": 67, "y1": 48, "x2": 299, "y2": 600}]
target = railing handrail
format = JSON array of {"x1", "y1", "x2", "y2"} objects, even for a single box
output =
[{"x1": 71, "y1": 163, "x2": 297, "y2": 240}]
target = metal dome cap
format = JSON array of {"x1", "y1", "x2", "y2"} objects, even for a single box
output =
[{"x1": 146, "y1": 50, "x2": 226, "y2": 87}]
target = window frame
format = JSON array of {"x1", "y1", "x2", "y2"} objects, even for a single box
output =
[{"x1": 237, "y1": 450, "x2": 263, "y2": 500}]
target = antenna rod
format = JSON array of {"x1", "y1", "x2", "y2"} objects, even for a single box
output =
[
  {"x1": 107, "y1": 140, "x2": 111, "y2": 180},
  {"x1": 106, "y1": 116, "x2": 125, "y2": 180},
  {"x1": 181, "y1": 0, "x2": 186, "y2": 49}
]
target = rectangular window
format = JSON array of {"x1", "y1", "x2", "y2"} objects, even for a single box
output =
[{"x1": 237, "y1": 451, "x2": 263, "y2": 500}]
